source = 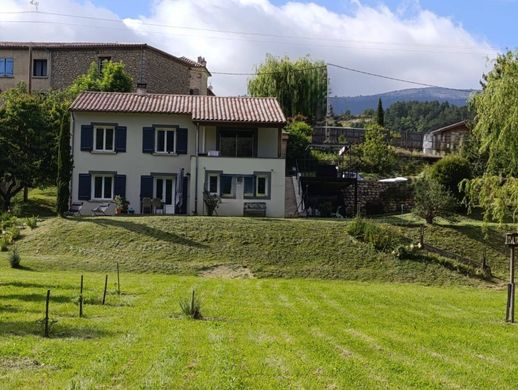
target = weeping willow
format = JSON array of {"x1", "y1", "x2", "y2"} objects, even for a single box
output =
[{"x1": 247, "y1": 54, "x2": 327, "y2": 123}]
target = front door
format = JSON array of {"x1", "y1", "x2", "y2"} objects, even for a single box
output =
[{"x1": 155, "y1": 177, "x2": 176, "y2": 214}]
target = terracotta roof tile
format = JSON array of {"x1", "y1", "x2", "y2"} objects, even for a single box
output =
[{"x1": 70, "y1": 92, "x2": 286, "y2": 125}]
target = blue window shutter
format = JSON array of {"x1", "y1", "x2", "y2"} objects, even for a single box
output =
[
  {"x1": 115, "y1": 126, "x2": 127, "y2": 152},
  {"x1": 142, "y1": 127, "x2": 155, "y2": 153},
  {"x1": 140, "y1": 175, "x2": 153, "y2": 199},
  {"x1": 78, "y1": 174, "x2": 91, "y2": 200},
  {"x1": 5, "y1": 58, "x2": 13, "y2": 76},
  {"x1": 0, "y1": 59, "x2": 5, "y2": 76},
  {"x1": 114, "y1": 174, "x2": 126, "y2": 198},
  {"x1": 80, "y1": 125, "x2": 94, "y2": 151},
  {"x1": 176, "y1": 128, "x2": 188, "y2": 154}
]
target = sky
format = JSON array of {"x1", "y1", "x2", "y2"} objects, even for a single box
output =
[{"x1": 0, "y1": 0, "x2": 514, "y2": 96}]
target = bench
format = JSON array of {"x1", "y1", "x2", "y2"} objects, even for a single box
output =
[{"x1": 243, "y1": 202, "x2": 267, "y2": 217}]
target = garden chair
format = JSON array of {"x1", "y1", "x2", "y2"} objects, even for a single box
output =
[
  {"x1": 141, "y1": 197, "x2": 152, "y2": 214},
  {"x1": 152, "y1": 198, "x2": 164, "y2": 214},
  {"x1": 65, "y1": 201, "x2": 83, "y2": 216},
  {"x1": 91, "y1": 203, "x2": 110, "y2": 216}
]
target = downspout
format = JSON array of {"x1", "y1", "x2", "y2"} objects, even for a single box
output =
[
  {"x1": 70, "y1": 111, "x2": 76, "y2": 208},
  {"x1": 194, "y1": 122, "x2": 199, "y2": 215}
]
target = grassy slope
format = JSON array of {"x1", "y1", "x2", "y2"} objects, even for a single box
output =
[
  {"x1": 11, "y1": 216, "x2": 482, "y2": 286},
  {"x1": 0, "y1": 266, "x2": 516, "y2": 389}
]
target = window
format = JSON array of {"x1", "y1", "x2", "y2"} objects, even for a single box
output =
[
  {"x1": 98, "y1": 56, "x2": 111, "y2": 74},
  {"x1": 94, "y1": 126, "x2": 115, "y2": 152},
  {"x1": 156, "y1": 129, "x2": 176, "y2": 153},
  {"x1": 219, "y1": 129, "x2": 256, "y2": 157},
  {"x1": 33, "y1": 59, "x2": 47, "y2": 77},
  {"x1": 0, "y1": 58, "x2": 14, "y2": 77},
  {"x1": 208, "y1": 174, "x2": 219, "y2": 195},
  {"x1": 220, "y1": 175, "x2": 233, "y2": 197},
  {"x1": 155, "y1": 177, "x2": 174, "y2": 205},
  {"x1": 93, "y1": 174, "x2": 113, "y2": 200},
  {"x1": 256, "y1": 175, "x2": 268, "y2": 197}
]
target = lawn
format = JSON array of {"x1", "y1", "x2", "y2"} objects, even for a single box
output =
[{"x1": 1, "y1": 265, "x2": 517, "y2": 389}]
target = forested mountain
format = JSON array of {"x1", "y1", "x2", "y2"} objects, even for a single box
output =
[
  {"x1": 384, "y1": 101, "x2": 471, "y2": 133},
  {"x1": 329, "y1": 87, "x2": 475, "y2": 115}
]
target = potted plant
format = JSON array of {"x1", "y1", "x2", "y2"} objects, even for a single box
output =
[
  {"x1": 114, "y1": 195, "x2": 130, "y2": 215},
  {"x1": 203, "y1": 191, "x2": 221, "y2": 216}
]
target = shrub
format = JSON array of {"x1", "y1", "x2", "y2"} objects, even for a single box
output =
[
  {"x1": 179, "y1": 290, "x2": 203, "y2": 320},
  {"x1": 8, "y1": 246, "x2": 21, "y2": 268},
  {"x1": 346, "y1": 217, "x2": 400, "y2": 252},
  {"x1": 26, "y1": 216, "x2": 38, "y2": 229},
  {"x1": 7, "y1": 226, "x2": 21, "y2": 241},
  {"x1": 427, "y1": 155, "x2": 472, "y2": 201},
  {"x1": 0, "y1": 237, "x2": 8, "y2": 251}
]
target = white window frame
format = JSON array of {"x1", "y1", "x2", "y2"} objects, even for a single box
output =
[
  {"x1": 92, "y1": 174, "x2": 114, "y2": 200},
  {"x1": 220, "y1": 175, "x2": 234, "y2": 198},
  {"x1": 243, "y1": 176, "x2": 255, "y2": 197},
  {"x1": 256, "y1": 175, "x2": 268, "y2": 197},
  {"x1": 154, "y1": 176, "x2": 176, "y2": 207},
  {"x1": 94, "y1": 126, "x2": 115, "y2": 152},
  {"x1": 207, "y1": 174, "x2": 219, "y2": 195},
  {"x1": 155, "y1": 128, "x2": 177, "y2": 154}
]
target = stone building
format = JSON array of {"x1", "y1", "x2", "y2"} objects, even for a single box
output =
[{"x1": 0, "y1": 42, "x2": 211, "y2": 95}]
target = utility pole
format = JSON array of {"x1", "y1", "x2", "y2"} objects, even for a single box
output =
[{"x1": 505, "y1": 233, "x2": 517, "y2": 323}]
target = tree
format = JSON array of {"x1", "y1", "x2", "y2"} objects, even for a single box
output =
[
  {"x1": 461, "y1": 51, "x2": 518, "y2": 223},
  {"x1": 360, "y1": 124, "x2": 396, "y2": 175},
  {"x1": 285, "y1": 120, "x2": 312, "y2": 170},
  {"x1": 69, "y1": 61, "x2": 133, "y2": 95},
  {"x1": 248, "y1": 55, "x2": 327, "y2": 123},
  {"x1": 56, "y1": 114, "x2": 72, "y2": 216},
  {"x1": 413, "y1": 176, "x2": 456, "y2": 224},
  {"x1": 427, "y1": 155, "x2": 471, "y2": 202},
  {"x1": 0, "y1": 85, "x2": 54, "y2": 211},
  {"x1": 376, "y1": 98, "x2": 384, "y2": 127}
]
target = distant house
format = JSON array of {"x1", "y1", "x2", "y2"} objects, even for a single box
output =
[
  {"x1": 0, "y1": 42, "x2": 211, "y2": 95},
  {"x1": 422, "y1": 121, "x2": 469, "y2": 155},
  {"x1": 69, "y1": 91, "x2": 286, "y2": 217}
]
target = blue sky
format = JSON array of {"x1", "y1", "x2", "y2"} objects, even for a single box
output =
[{"x1": 94, "y1": 0, "x2": 516, "y2": 51}]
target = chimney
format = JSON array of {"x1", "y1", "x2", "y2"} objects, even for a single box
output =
[
  {"x1": 136, "y1": 83, "x2": 147, "y2": 95},
  {"x1": 197, "y1": 56, "x2": 207, "y2": 67}
]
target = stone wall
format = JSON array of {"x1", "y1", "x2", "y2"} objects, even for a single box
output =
[
  {"x1": 50, "y1": 47, "x2": 190, "y2": 93},
  {"x1": 343, "y1": 180, "x2": 414, "y2": 216}
]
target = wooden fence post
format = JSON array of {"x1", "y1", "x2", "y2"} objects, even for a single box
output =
[
  {"x1": 102, "y1": 275, "x2": 108, "y2": 305},
  {"x1": 116, "y1": 262, "x2": 120, "y2": 295},
  {"x1": 44, "y1": 289, "x2": 50, "y2": 337},
  {"x1": 79, "y1": 274, "x2": 84, "y2": 317}
]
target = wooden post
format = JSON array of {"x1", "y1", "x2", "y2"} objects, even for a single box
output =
[
  {"x1": 507, "y1": 246, "x2": 515, "y2": 323},
  {"x1": 191, "y1": 289, "x2": 195, "y2": 311},
  {"x1": 44, "y1": 289, "x2": 50, "y2": 337},
  {"x1": 419, "y1": 225, "x2": 425, "y2": 247},
  {"x1": 102, "y1": 275, "x2": 108, "y2": 305},
  {"x1": 79, "y1": 274, "x2": 84, "y2": 317},
  {"x1": 116, "y1": 262, "x2": 120, "y2": 295}
]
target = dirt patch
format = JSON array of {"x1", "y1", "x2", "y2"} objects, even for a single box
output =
[
  {"x1": 199, "y1": 264, "x2": 254, "y2": 279},
  {"x1": 0, "y1": 357, "x2": 45, "y2": 370}
]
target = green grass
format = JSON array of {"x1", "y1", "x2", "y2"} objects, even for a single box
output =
[
  {"x1": 0, "y1": 266, "x2": 516, "y2": 389},
  {"x1": 11, "y1": 187, "x2": 57, "y2": 217},
  {"x1": 10, "y1": 216, "x2": 485, "y2": 285}
]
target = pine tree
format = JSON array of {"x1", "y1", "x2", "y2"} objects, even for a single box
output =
[{"x1": 376, "y1": 98, "x2": 384, "y2": 127}]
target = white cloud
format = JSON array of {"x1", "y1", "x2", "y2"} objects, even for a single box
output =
[{"x1": 0, "y1": 0, "x2": 498, "y2": 96}]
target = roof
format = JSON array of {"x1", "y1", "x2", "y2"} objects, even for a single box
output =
[
  {"x1": 425, "y1": 120, "x2": 469, "y2": 136},
  {"x1": 178, "y1": 56, "x2": 211, "y2": 76},
  {"x1": 0, "y1": 42, "x2": 197, "y2": 69},
  {"x1": 70, "y1": 91, "x2": 286, "y2": 125}
]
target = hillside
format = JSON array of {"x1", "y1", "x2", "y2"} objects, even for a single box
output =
[
  {"x1": 330, "y1": 87, "x2": 476, "y2": 115},
  {"x1": 7, "y1": 215, "x2": 505, "y2": 285}
]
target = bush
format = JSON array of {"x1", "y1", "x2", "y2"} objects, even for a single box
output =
[
  {"x1": 179, "y1": 290, "x2": 203, "y2": 320},
  {"x1": 8, "y1": 246, "x2": 21, "y2": 268},
  {"x1": 346, "y1": 217, "x2": 400, "y2": 252},
  {"x1": 7, "y1": 226, "x2": 21, "y2": 241},
  {"x1": 427, "y1": 155, "x2": 472, "y2": 201},
  {"x1": 0, "y1": 237, "x2": 8, "y2": 251},
  {"x1": 26, "y1": 216, "x2": 38, "y2": 229},
  {"x1": 413, "y1": 176, "x2": 456, "y2": 224}
]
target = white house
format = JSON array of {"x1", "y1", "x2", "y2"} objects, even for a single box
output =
[{"x1": 69, "y1": 91, "x2": 286, "y2": 217}]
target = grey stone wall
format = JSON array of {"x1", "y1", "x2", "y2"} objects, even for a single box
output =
[
  {"x1": 343, "y1": 180, "x2": 414, "y2": 216},
  {"x1": 50, "y1": 47, "x2": 190, "y2": 93}
]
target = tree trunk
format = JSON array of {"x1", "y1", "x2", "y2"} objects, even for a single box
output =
[
  {"x1": 23, "y1": 186, "x2": 29, "y2": 202},
  {"x1": 426, "y1": 214, "x2": 434, "y2": 224}
]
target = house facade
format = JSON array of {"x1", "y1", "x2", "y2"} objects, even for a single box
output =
[
  {"x1": 0, "y1": 42, "x2": 211, "y2": 95},
  {"x1": 422, "y1": 121, "x2": 470, "y2": 155},
  {"x1": 69, "y1": 91, "x2": 286, "y2": 217}
]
